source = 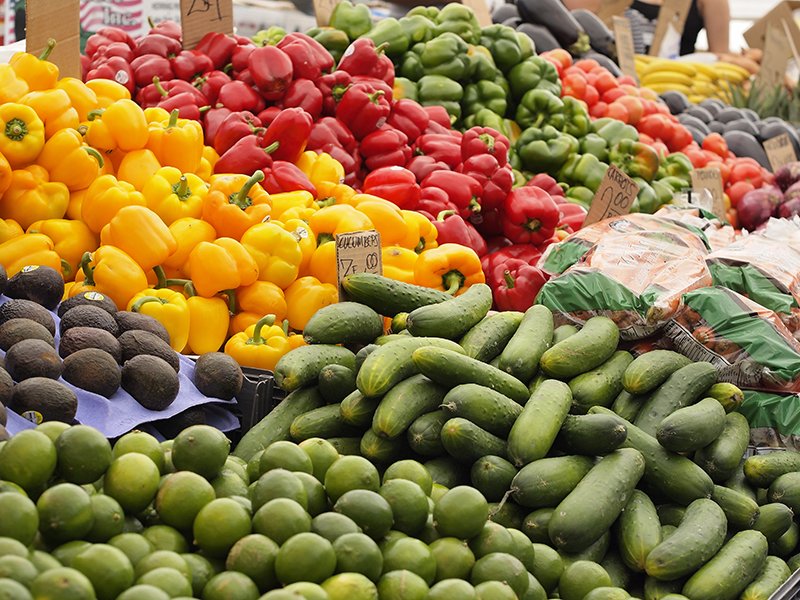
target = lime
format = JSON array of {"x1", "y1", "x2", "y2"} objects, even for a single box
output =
[
  {"x1": 429, "y1": 537, "x2": 476, "y2": 581},
  {"x1": 294, "y1": 472, "x2": 328, "y2": 517},
  {"x1": 382, "y1": 460, "x2": 433, "y2": 496},
  {"x1": 181, "y1": 552, "x2": 216, "y2": 596},
  {"x1": 142, "y1": 524, "x2": 189, "y2": 553},
  {"x1": 418, "y1": 516, "x2": 440, "y2": 545},
  {"x1": 28, "y1": 549, "x2": 62, "y2": 572},
  {"x1": 225, "y1": 534, "x2": 278, "y2": 592},
  {"x1": 377, "y1": 570, "x2": 429, "y2": 600},
  {"x1": 136, "y1": 566, "x2": 193, "y2": 597},
  {"x1": 51, "y1": 541, "x2": 91, "y2": 568},
  {"x1": 260, "y1": 441, "x2": 313, "y2": 475},
  {"x1": 0, "y1": 555, "x2": 38, "y2": 587},
  {"x1": 223, "y1": 457, "x2": 249, "y2": 484},
  {"x1": 471, "y1": 456, "x2": 517, "y2": 502},
  {"x1": 379, "y1": 531, "x2": 407, "y2": 553},
  {"x1": 433, "y1": 486, "x2": 488, "y2": 539},
  {"x1": 0, "y1": 481, "x2": 26, "y2": 496},
  {"x1": 193, "y1": 498, "x2": 252, "y2": 558},
  {"x1": 470, "y1": 522, "x2": 516, "y2": 558},
  {"x1": 0, "y1": 493, "x2": 38, "y2": 545},
  {"x1": 0, "y1": 577, "x2": 32, "y2": 599},
  {"x1": 171, "y1": 425, "x2": 230, "y2": 480},
  {"x1": 321, "y1": 572, "x2": 378, "y2": 600},
  {"x1": 276, "y1": 532, "x2": 336, "y2": 585},
  {"x1": 506, "y1": 529, "x2": 536, "y2": 573},
  {"x1": 116, "y1": 585, "x2": 170, "y2": 600},
  {"x1": 429, "y1": 579, "x2": 477, "y2": 599},
  {"x1": 558, "y1": 560, "x2": 612, "y2": 600},
  {"x1": 30, "y1": 567, "x2": 96, "y2": 599},
  {"x1": 85, "y1": 494, "x2": 125, "y2": 542},
  {"x1": 283, "y1": 582, "x2": 329, "y2": 600},
  {"x1": 332, "y1": 532, "x2": 383, "y2": 582},
  {"x1": 245, "y1": 451, "x2": 264, "y2": 483},
  {"x1": 258, "y1": 591, "x2": 304, "y2": 600},
  {"x1": 112, "y1": 431, "x2": 166, "y2": 474},
  {"x1": 471, "y1": 552, "x2": 529, "y2": 598},
  {"x1": 522, "y1": 573, "x2": 547, "y2": 600},
  {"x1": 530, "y1": 543, "x2": 563, "y2": 594},
  {"x1": 299, "y1": 438, "x2": 339, "y2": 483},
  {"x1": 251, "y1": 468, "x2": 308, "y2": 513},
  {"x1": 311, "y1": 513, "x2": 361, "y2": 543},
  {"x1": 155, "y1": 471, "x2": 215, "y2": 531},
  {"x1": 379, "y1": 479, "x2": 429, "y2": 536},
  {"x1": 474, "y1": 580, "x2": 519, "y2": 600},
  {"x1": 37, "y1": 483, "x2": 94, "y2": 544},
  {"x1": 252, "y1": 498, "x2": 311, "y2": 545},
  {"x1": 202, "y1": 571, "x2": 259, "y2": 600},
  {"x1": 56, "y1": 426, "x2": 113, "y2": 485},
  {"x1": 212, "y1": 470, "x2": 250, "y2": 499},
  {"x1": 333, "y1": 490, "x2": 393, "y2": 541},
  {"x1": 103, "y1": 453, "x2": 160, "y2": 514},
  {"x1": 381, "y1": 538, "x2": 436, "y2": 584},
  {"x1": 430, "y1": 483, "x2": 449, "y2": 503},
  {"x1": 72, "y1": 544, "x2": 134, "y2": 600},
  {"x1": 0, "y1": 430, "x2": 57, "y2": 493},
  {"x1": 36, "y1": 422, "x2": 71, "y2": 442},
  {"x1": 324, "y1": 456, "x2": 380, "y2": 503},
  {"x1": 134, "y1": 550, "x2": 190, "y2": 580},
  {"x1": 108, "y1": 533, "x2": 154, "y2": 567}
]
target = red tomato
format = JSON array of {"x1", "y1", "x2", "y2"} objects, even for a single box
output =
[
  {"x1": 540, "y1": 49, "x2": 572, "y2": 74},
  {"x1": 562, "y1": 73, "x2": 587, "y2": 100},
  {"x1": 726, "y1": 180, "x2": 754, "y2": 208},
  {"x1": 593, "y1": 70, "x2": 619, "y2": 95},
  {"x1": 589, "y1": 101, "x2": 608, "y2": 118},
  {"x1": 602, "y1": 88, "x2": 626, "y2": 103},
  {"x1": 574, "y1": 58, "x2": 600, "y2": 73},
  {"x1": 702, "y1": 133, "x2": 728, "y2": 158},
  {"x1": 730, "y1": 160, "x2": 764, "y2": 188},
  {"x1": 667, "y1": 125, "x2": 693, "y2": 152},
  {"x1": 583, "y1": 84, "x2": 600, "y2": 106},
  {"x1": 606, "y1": 102, "x2": 630, "y2": 123},
  {"x1": 706, "y1": 160, "x2": 732, "y2": 185},
  {"x1": 615, "y1": 95, "x2": 644, "y2": 124}
]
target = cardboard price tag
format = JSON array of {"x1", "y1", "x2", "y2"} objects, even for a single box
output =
[
  {"x1": 758, "y1": 21, "x2": 791, "y2": 90},
  {"x1": 649, "y1": 0, "x2": 692, "y2": 57},
  {"x1": 26, "y1": 0, "x2": 81, "y2": 79},
  {"x1": 336, "y1": 230, "x2": 382, "y2": 300},
  {"x1": 764, "y1": 133, "x2": 798, "y2": 172},
  {"x1": 612, "y1": 16, "x2": 637, "y2": 80},
  {"x1": 584, "y1": 165, "x2": 640, "y2": 227},
  {"x1": 314, "y1": 0, "x2": 339, "y2": 27},
  {"x1": 690, "y1": 167, "x2": 725, "y2": 217},
  {"x1": 462, "y1": 0, "x2": 492, "y2": 27},
  {"x1": 180, "y1": 0, "x2": 233, "y2": 50}
]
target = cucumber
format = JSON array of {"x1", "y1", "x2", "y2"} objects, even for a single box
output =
[
  {"x1": 341, "y1": 272, "x2": 451, "y2": 316},
  {"x1": 617, "y1": 490, "x2": 661, "y2": 573},
  {"x1": 569, "y1": 351, "x2": 634, "y2": 413},
  {"x1": 360, "y1": 428, "x2": 405, "y2": 464},
  {"x1": 722, "y1": 461, "x2": 757, "y2": 500},
  {"x1": 374, "y1": 333, "x2": 410, "y2": 344},
  {"x1": 275, "y1": 345, "x2": 357, "y2": 392},
  {"x1": 390, "y1": 312, "x2": 407, "y2": 333},
  {"x1": 681, "y1": 530, "x2": 768, "y2": 600},
  {"x1": 768, "y1": 471, "x2": 800, "y2": 513},
  {"x1": 552, "y1": 324, "x2": 579, "y2": 345},
  {"x1": 507, "y1": 379, "x2": 572, "y2": 467},
  {"x1": 488, "y1": 501, "x2": 527, "y2": 530},
  {"x1": 752, "y1": 502, "x2": 793, "y2": 542},
  {"x1": 355, "y1": 344, "x2": 378, "y2": 372},
  {"x1": 789, "y1": 552, "x2": 800, "y2": 572},
  {"x1": 549, "y1": 448, "x2": 646, "y2": 553},
  {"x1": 326, "y1": 437, "x2": 362, "y2": 455},
  {"x1": 558, "y1": 531, "x2": 612, "y2": 568},
  {"x1": 644, "y1": 498, "x2": 727, "y2": 581},
  {"x1": 289, "y1": 403, "x2": 362, "y2": 441},
  {"x1": 498, "y1": 304, "x2": 554, "y2": 382},
  {"x1": 659, "y1": 596, "x2": 690, "y2": 600},
  {"x1": 234, "y1": 387, "x2": 326, "y2": 460},
  {"x1": 356, "y1": 336, "x2": 464, "y2": 398},
  {"x1": 771, "y1": 521, "x2": 799, "y2": 558},
  {"x1": 339, "y1": 390, "x2": 378, "y2": 428},
  {"x1": 411, "y1": 346, "x2": 530, "y2": 404},
  {"x1": 528, "y1": 373, "x2": 546, "y2": 393},
  {"x1": 406, "y1": 283, "x2": 493, "y2": 339},
  {"x1": 407, "y1": 410, "x2": 447, "y2": 456},
  {"x1": 693, "y1": 412, "x2": 750, "y2": 483},
  {"x1": 318, "y1": 364, "x2": 357, "y2": 404},
  {"x1": 655, "y1": 398, "x2": 726, "y2": 454},
  {"x1": 523, "y1": 508, "x2": 555, "y2": 544},
  {"x1": 705, "y1": 382, "x2": 744, "y2": 413},
  {"x1": 372, "y1": 374, "x2": 447, "y2": 439},
  {"x1": 440, "y1": 417, "x2": 507, "y2": 463},
  {"x1": 471, "y1": 456, "x2": 518, "y2": 502},
  {"x1": 600, "y1": 550, "x2": 636, "y2": 590},
  {"x1": 633, "y1": 362, "x2": 717, "y2": 436},
  {"x1": 744, "y1": 451, "x2": 800, "y2": 489},
  {"x1": 539, "y1": 316, "x2": 619, "y2": 380},
  {"x1": 644, "y1": 575, "x2": 685, "y2": 600},
  {"x1": 554, "y1": 414, "x2": 628, "y2": 456},
  {"x1": 656, "y1": 505, "x2": 685, "y2": 527},
  {"x1": 711, "y1": 485, "x2": 760, "y2": 530},
  {"x1": 739, "y1": 555, "x2": 791, "y2": 600},
  {"x1": 441, "y1": 384, "x2": 523, "y2": 437},
  {"x1": 424, "y1": 456, "x2": 468, "y2": 488},
  {"x1": 459, "y1": 311, "x2": 524, "y2": 362},
  {"x1": 622, "y1": 350, "x2": 692, "y2": 395},
  {"x1": 611, "y1": 390, "x2": 644, "y2": 422},
  {"x1": 589, "y1": 407, "x2": 714, "y2": 505},
  {"x1": 511, "y1": 455, "x2": 595, "y2": 509},
  {"x1": 302, "y1": 302, "x2": 384, "y2": 345},
  {"x1": 660, "y1": 525, "x2": 677, "y2": 541}
]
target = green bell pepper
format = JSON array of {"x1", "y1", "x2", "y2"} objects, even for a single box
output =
[
  {"x1": 252, "y1": 26, "x2": 286, "y2": 46},
  {"x1": 594, "y1": 119, "x2": 638, "y2": 147},
  {"x1": 651, "y1": 179, "x2": 674, "y2": 207},
  {"x1": 579, "y1": 133, "x2": 608, "y2": 163},
  {"x1": 656, "y1": 152, "x2": 693, "y2": 182},
  {"x1": 306, "y1": 27, "x2": 350, "y2": 64},
  {"x1": 508, "y1": 57, "x2": 561, "y2": 101},
  {"x1": 479, "y1": 24, "x2": 523, "y2": 73},
  {"x1": 503, "y1": 119, "x2": 521, "y2": 145},
  {"x1": 517, "y1": 31, "x2": 534, "y2": 61},
  {"x1": 565, "y1": 185, "x2": 594, "y2": 207},
  {"x1": 467, "y1": 45, "x2": 500, "y2": 82},
  {"x1": 658, "y1": 175, "x2": 690, "y2": 192},
  {"x1": 573, "y1": 154, "x2": 608, "y2": 192},
  {"x1": 516, "y1": 89, "x2": 565, "y2": 130},
  {"x1": 328, "y1": 1, "x2": 372, "y2": 41},
  {"x1": 399, "y1": 14, "x2": 437, "y2": 44},
  {"x1": 393, "y1": 77, "x2": 418, "y2": 102},
  {"x1": 416, "y1": 32, "x2": 470, "y2": 81},
  {"x1": 434, "y1": 3, "x2": 481, "y2": 44},
  {"x1": 634, "y1": 178, "x2": 659, "y2": 214},
  {"x1": 408, "y1": 6, "x2": 440, "y2": 20},
  {"x1": 557, "y1": 154, "x2": 580, "y2": 183},
  {"x1": 494, "y1": 73, "x2": 510, "y2": 97},
  {"x1": 399, "y1": 46, "x2": 425, "y2": 81},
  {"x1": 609, "y1": 139, "x2": 660, "y2": 182},
  {"x1": 418, "y1": 74, "x2": 463, "y2": 123},
  {"x1": 512, "y1": 168, "x2": 527, "y2": 187},
  {"x1": 517, "y1": 125, "x2": 578, "y2": 173},
  {"x1": 361, "y1": 18, "x2": 409, "y2": 56},
  {"x1": 464, "y1": 108, "x2": 505, "y2": 133},
  {"x1": 463, "y1": 80, "x2": 507, "y2": 117},
  {"x1": 562, "y1": 96, "x2": 590, "y2": 139}
]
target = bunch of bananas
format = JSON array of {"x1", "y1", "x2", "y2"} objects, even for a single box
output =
[{"x1": 634, "y1": 56, "x2": 751, "y2": 103}]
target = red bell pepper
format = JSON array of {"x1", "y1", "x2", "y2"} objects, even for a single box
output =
[
  {"x1": 406, "y1": 155, "x2": 449, "y2": 183},
  {"x1": 413, "y1": 134, "x2": 463, "y2": 170},
  {"x1": 556, "y1": 202, "x2": 587, "y2": 232},
  {"x1": 203, "y1": 106, "x2": 232, "y2": 146},
  {"x1": 351, "y1": 76, "x2": 394, "y2": 103},
  {"x1": 85, "y1": 28, "x2": 136, "y2": 58},
  {"x1": 130, "y1": 54, "x2": 174, "y2": 88},
  {"x1": 195, "y1": 31, "x2": 238, "y2": 70},
  {"x1": 461, "y1": 127, "x2": 510, "y2": 167},
  {"x1": 135, "y1": 33, "x2": 181, "y2": 58},
  {"x1": 418, "y1": 186, "x2": 457, "y2": 216},
  {"x1": 89, "y1": 42, "x2": 135, "y2": 67},
  {"x1": 217, "y1": 80, "x2": 265, "y2": 114},
  {"x1": 527, "y1": 173, "x2": 565, "y2": 197},
  {"x1": 157, "y1": 91, "x2": 206, "y2": 121},
  {"x1": 491, "y1": 243, "x2": 543, "y2": 265},
  {"x1": 424, "y1": 106, "x2": 453, "y2": 130},
  {"x1": 474, "y1": 207, "x2": 504, "y2": 237},
  {"x1": 231, "y1": 44, "x2": 256, "y2": 74},
  {"x1": 458, "y1": 155, "x2": 513, "y2": 212},
  {"x1": 337, "y1": 39, "x2": 395, "y2": 85},
  {"x1": 362, "y1": 166, "x2": 420, "y2": 210},
  {"x1": 388, "y1": 99, "x2": 430, "y2": 142},
  {"x1": 260, "y1": 107, "x2": 314, "y2": 164},
  {"x1": 324, "y1": 145, "x2": 362, "y2": 187},
  {"x1": 213, "y1": 111, "x2": 264, "y2": 155},
  {"x1": 280, "y1": 79, "x2": 324, "y2": 121},
  {"x1": 432, "y1": 211, "x2": 487, "y2": 256},
  {"x1": 148, "y1": 19, "x2": 182, "y2": 41},
  {"x1": 170, "y1": 50, "x2": 214, "y2": 81},
  {"x1": 316, "y1": 71, "x2": 352, "y2": 117},
  {"x1": 263, "y1": 161, "x2": 317, "y2": 196},
  {"x1": 86, "y1": 56, "x2": 135, "y2": 94},
  {"x1": 138, "y1": 77, "x2": 206, "y2": 108},
  {"x1": 248, "y1": 45, "x2": 294, "y2": 100},
  {"x1": 336, "y1": 82, "x2": 391, "y2": 140},
  {"x1": 214, "y1": 137, "x2": 279, "y2": 175},
  {"x1": 276, "y1": 33, "x2": 334, "y2": 81},
  {"x1": 359, "y1": 127, "x2": 411, "y2": 171},
  {"x1": 193, "y1": 70, "x2": 230, "y2": 105},
  {"x1": 257, "y1": 106, "x2": 282, "y2": 126},
  {"x1": 307, "y1": 117, "x2": 357, "y2": 154},
  {"x1": 491, "y1": 258, "x2": 548, "y2": 312},
  {"x1": 502, "y1": 186, "x2": 559, "y2": 245},
  {"x1": 422, "y1": 171, "x2": 482, "y2": 219}
]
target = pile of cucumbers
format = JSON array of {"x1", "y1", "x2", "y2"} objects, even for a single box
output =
[{"x1": 235, "y1": 273, "x2": 800, "y2": 600}]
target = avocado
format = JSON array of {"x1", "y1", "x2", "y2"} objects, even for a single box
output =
[
  {"x1": 0, "y1": 264, "x2": 7, "y2": 296},
  {"x1": 4, "y1": 265, "x2": 64, "y2": 310},
  {"x1": 0, "y1": 368, "x2": 13, "y2": 410},
  {"x1": 62, "y1": 348, "x2": 121, "y2": 399},
  {"x1": 155, "y1": 407, "x2": 207, "y2": 439},
  {"x1": 11, "y1": 377, "x2": 78, "y2": 423},
  {"x1": 193, "y1": 352, "x2": 243, "y2": 400},
  {"x1": 58, "y1": 327, "x2": 122, "y2": 363},
  {"x1": 5, "y1": 339, "x2": 62, "y2": 382},
  {"x1": 0, "y1": 299, "x2": 56, "y2": 335},
  {"x1": 121, "y1": 354, "x2": 180, "y2": 411},
  {"x1": 59, "y1": 305, "x2": 119, "y2": 338},
  {"x1": 57, "y1": 291, "x2": 118, "y2": 318},
  {"x1": 0, "y1": 318, "x2": 55, "y2": 351},
  {"x1": 115, "y1": 311, "x2": 171, "y2": 345},
  {"x1": 118, "y1": 330, "x2": 180, "y2": 373}
]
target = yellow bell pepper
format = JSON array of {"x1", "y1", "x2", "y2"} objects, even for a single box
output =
[
  {"x1": 382, "y1": 246, "x2": 419, "y2": 284},
  {"x1": 0, "y1": 166, "x2": 69, "y2": 229},
  {"x1": 270, "y1": 190, "x2": 315, "y2": 221},
  {"x1": 240, "y1": 222, "x2": 302, "y2": 289},
  {"x1": 224, "y1": 314, "x2": 291, "y2": 371},
  {"x1": 85, "y1": 79, "x2": 131, "y2": 107},
  {"x1": 142, "y1": 167, "x2": 208, "y2": 225},
  {"x1": 197, "y1": 146, "x2": 218, "y2": 181},
  {"x1": 36, "y1": 129, "x2": 104, "y2": 191},
  {"x1": 187, "y1": 237, "x2": 259, "y2": 298},
  {"x1": 182, "y1": 282, "x2": 230, "y2": 355},
  {"x1": 0, "y1": 103, "x2": 45, "y2": 168},
  {"x1": 82, "y1": 175, "x2": 146, "y2": 234},
  {"x1": 27, "y1": 219, "x2": 98, "y2": 279},
  {"x1": 144, "y1": 107, "x2": 171, "y2": 124},
  {"x1": 71, "y1": 246, "x2": 148, "y2": 310},
  {"x1": 400, "y1": 210, "x2": 438, "y2": 253},
  {"x1": 20, "y1": 89, "x2": 80, "y2": 139},
  {"x1": 100, "y1": 205, "x2": 177, "y2": 272},
  {"x1": 351, "y1": 197, "x2": 408, "y2": 246},
  {"x1": 414, "y1": 243, "x2": 485, "y2": 296},
  {"x1": 230, "y1": 280, "x2": 287, "y2": 334},
  {"x1": 146, "y1": 109, "x2": 204, "y2": 175},
  {"x1": 10, "y1": 40, "x2": 59, "y2": 91},
  {"x1": 128, "y1": 288, "x2": 191, "y2": 352},
  {"x1": 0, "y1": 151, "x2": 12, "y2": 198},
  {"x1": 0, "y1": 233, "x2": 63, "y2": 277},
  {"x1": 162, "y1": 218, "x2": 216, "y2": 279},
  {"x1": 116, "y1": 149, "x2": 162, "y2": 191},
  {"x1": 274, "y1": 218, "x2": 316, "y2": 275},
  {"x1": 0, "y1": 64, "x2": 29, "y2": 104},
  {"x1": 284, "y1": 276, "x2": 338, "y2": 331},
  {"x1": 56, "y1": 78, "x2": 99, "y2": 122},
  {"x1": 308, "y1": 241, "x2": 338, "y2": 286},
  {"x1": 297, "y1": 151, "x2": 345, "y2": 189},
  {"x1": 67, "y1": 190, "x2": 86, "y2": 221},
  {"x1": 280, "y1": 205, "x2": 318, "y2": 222},
  {"x1": 316, "y1": 181, "x2": 355, "y2": 206},
  {"x1": 308, "y1": 204, "x2": 374, "y2": 245},
  {"x1": 85, "y1": 99, "x2": 149, "y2": 153},
  {"x1": 0, "y1": 219, "x2": 23, "y2": 244}
]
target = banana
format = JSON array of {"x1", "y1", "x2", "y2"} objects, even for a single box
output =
[
  {"x1": 692, "y1": 63, "x2": 719, "y2": 79},
  {"x1": 687, "y1": 94, "x2": 707, "y2": 104},
  {"x1": 644, "y1": 82, "x2": 693, "y2": 95},
  {"x1": 691, "y1": 82, "x2": 718, "y2": 96},
  {"x1": 716, "y1": 61, "x2": 750, "y2": 79},
  {"x1": 634, "y1": 54, "x2": 655, "y2": 64},
  {"x1": 715, "y1": 68, "x2": 749, "y2": 83},
  {"x1": 641, "y1": 71, "x2": 694, "y2": 87},
  {"x1": 640, "y1": 60, "x2": 696, "y2": 77}
]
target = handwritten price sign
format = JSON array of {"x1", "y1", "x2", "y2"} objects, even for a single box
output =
[
  {"x1": 584, "y1": 165, "x2": 640, "y2": 226},
  {"x1": 180, "y1": 0, "x2": 233, "y2": 49},
  {"x1": 336, "y1": 230, "x2": 383, "y2": 300}
]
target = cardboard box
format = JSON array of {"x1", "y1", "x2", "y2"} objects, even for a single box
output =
[{"x1": 744, "y1": 1, "x2": 800, "y2": 51}]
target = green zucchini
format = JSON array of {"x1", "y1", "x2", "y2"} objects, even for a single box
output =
[
  {"x1": 302, "y1": 302, "x2": 383, "y2": 345},
  {"x1": 705, "y1": 382, "x2": 744, "y2": 413},
  {"x1": 411, "y1": 346, "x2": 530, "y2": 404},
  {"x1": 752, "y1": 502, "x2": 794, "y2": 542},
  {"x1": 406, "y1": 283, "x2": 493, "y2": 339},
  {"x1": 371, "y1": 374, "x2": 446, "y2": 439},
  {"x1": 459, "y1": 310, "x2": 524, "y2": 362},
  {"x1": 617, "y1": 490, "x2": 661, "y2": 573},
  {"x1": 694, "y1": 412, "x2": 750, "y2": 483},
  {"x1": 552, "y1": 324, "x2": 579, "y2": 345},
  {"x1": 554, "y1": 414, "x2": 628, "y2": 456},
  {"x1": 768, "y1": 471, "x2": 800, "y2": 513},
  {"x1": 471, "y1": 456, "x2": 518, "y2": 502},
  {"x1": 339, "y1": 390, "x2": 378, "y2": 428},
  {"x1": 289, "y1": 403, "x2": 362, "y2": 441},
  {"x1": 539, "y1": 316, "x2": 619, "y2": 380},
  {"x1": 318, "y1": 364, "x2": 357, "y2": 404},
  {"x1": 549, "y1": 448, "x2": 646, "y2": 553},
  {"x1": 498, "y1": 304, "x2": 554, "y2": 383},
  {"x1": 622, "y1": 350, "x2": 692, "y2": 395},
  {"x1": 406, "y1": 410, "x2": 447, "y2": 456},
  {"x1": 744, "y1": 450, "x2": 800, "y2": 489},
  {"x1": 654, "y1": 397, "x2": 726, "y2": 454},
  {"x1": 569, "y1": 350, "x2": 634, "y2": 413},
  {"x1": 611, "y1": 389, "x2": 644, "y2": 422},
  {"x1": 275, "y1": 345, "x2": 357, "y2": 392},
  {"x1": 507, "y1": 379, "x2": 572, "y2": 467},
  {"x1": 523, "y1": 508, "x2": 555, "y2": 544},
  {"x1": 739, "y1": 555, "x2": 791, "y2": 600},
  {"x1": 644, "y1": 498, "x2": 726, "y2": 581},
  {"x1": 511, "y1": 455, "x2": 595, "y2": 509},
  {"x1": 711, "y1": 484, "x2": 760, "y2": 530},
  {"x1": 360, "y1": 429, "x2": 405, "y2": 464},
  {"x1": 440, "y1": 417, "x2": 507, "y2": 463},
  {"x1": 441, "y1": 384, "x2": 523, "y2": 437},
  {"x1": 633, "y1": 362, "x2": 717, "y2": 436},
  {"x1": 326, "y1": 437, "x2": 362, "y2": 455},
  {"x1": 681, "y1": 530, "x2": 768, "y2": 600},
  {"x1": 341, "y1": 272, "x2": 451, "y2": 316}
]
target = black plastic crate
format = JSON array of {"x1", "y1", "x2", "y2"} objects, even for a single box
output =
[{"x1": 235, "y1": 366, "x2": 286, "y2": 434}]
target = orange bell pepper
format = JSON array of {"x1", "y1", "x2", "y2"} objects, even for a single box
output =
[
  {"x1": 100, "y1": 205, "x2": 177, "y2": 272},
  {"x1": 67, "y1": 189, "x2": 86, "y2": 221},
  {"x1": 10, "y1": 40, "x2": 59, "y2": 91},
  {"x1": 20, "y1": 89, "x2": 80, "y2": 139},
  {"x1": 240, "y1": 222, "x2": 302, "y2": 289},
  {"x1": 128, "y1": 287, "x2": 191, "y2": 352},
  {"x1": 186, "y1": 237, "x2": 259, "y2": 297},
  {"x1": 27, "y1": 219, "x2": 98, "y2": 279},
  {"x1": 143, "y1": 167, "x2": 208, "y2": 225},
  {"x1": 85, "y1": 99, "x2": 149, "y2": 153},
  {"x1": 308, "y1": 204, "x2": 373, "y2": 245},
  {"x1": 0, "y1": 64, "x2": 28, "y2": 104},
  {"x1": 0, "y1": 219, "x2": 23, "y2": 244},
  {"x1": 146, "y1": 109, "x2": 204, "y2": 174},
  {"x1": 201, "y1": 171, "x2": 271, "y2": 240},
  {"x1": 162, "y1": 218, "x2": 217, "y2": 279},
  {"x1": 224, "y1": 315, "x2": 291, "y2": 371},
  {"x1": 0, "y1": 233, "x2": 63, "y2": 277},
  {"x1": 56, "y1": 78, "x2": 99, "y2": 122},
  {"x1": 414, "y1": 243, "x2": 485, "y2": 296},
  {"x1": 36, "y1": 128, "x2": 104, "y2": 191},
  {"x1": 230, "y1": 280, "x2": 287, "y2": 334},
  {"x1": 0, "y1": 166, "x2": 69, "y2": 229},
  {"x1": 71, "y1": 246, "x2": 149, "y2": 310},
  {"x1": 0, "y1": 151, "x2": 12, "y2": 198},
  {"x1": 351, "y1": 197, "x2": 408, "y2": 246},
  {"x1": 274, "y1": 218, "x2": 316, "y2": 275},
  {"x1": 116, "y1": 149, "x2": 162, "y2": 191},
  {"x1": 284, "y1": 276, "x2": 338, "y2": 331},
  {"x1": 182, "y1": 281, "x2": 230, "y2": 355},
  {"x1": 382, "y1": 246, "x2": 419, "y2": 285},
  {"x1": 307, "y1": 241, "x2": 338, "y2": 287},
  {"x1": 0, "y1": 103, "x2": 45, "y2": 168},
  {"x1": 400, "y1": 210, "x2": 438, "y2": 253},
  {"x1": 196, "y1": 146, "x2": 218, "y2": 181},
  {"x1": 82, "y1": 175, "x2": 146, "y2": 234},
  {"x1": 270, "y1": 190, "x2": 315, "y2": 221},
  {"x1": 85, "y1": 79, "x2": 131, "y2": 107}
]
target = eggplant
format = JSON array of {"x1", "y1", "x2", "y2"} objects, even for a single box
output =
[
  {"x1": 723, "y1": 130, "x2": 771, "y2": 169},
  {"x1": 492, "y1": 3, "x2": 519, "y2": 24},
  {"x1": 683, "y1": 106, "x2": 714, "y2": 124},
  {"x1": 740, "y1": 108, "x2": 760, "y2": 122},
  {"x1": 685, "y1": 125, "x2": 706, "y2": 145},
  {"x1": 516, "y1": 0, "x2": 590, "y2": 55},
  {"x1": 708, "y1": 121, "x2": 726, "y2": 134},
  {"x1": 760, "y1": 121, "x2": 800, "y2": 158},
  {"x1": 581, "y1": 51, "x2": 622, "y2": 77},
  {"x1": 724, "y1": 118, "x2": 760, "y2": 137},
  {"x1": 678, "y1": 114, "x2": 711, "y2": 135},
  {"x1": 516, "y1": 23, "x2": 560, "y2": 52},
  {"x1": 502, "y1": 16, "x2": 523, "y2": 28},
  {"x1": 659, "y1": 91, "x2": 690, "y2": 115},
  {"x1": 714, "y1": 107, "x2": 746, "y2": 124},
  {"x1": 571, "y1": 9, "x2": 616, "y2": 58}
]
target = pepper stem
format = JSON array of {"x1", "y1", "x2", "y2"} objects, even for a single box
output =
[
  {"x1": 479, "y1": 133, "x2": 495, "y2": 153},
  {"x1": 231, "y1": 170, "x2": 265, "y2": 209},
  {"x1": 60, "y1": 259, "x2": 72, "y2": 279},
  {"x1": 437, "y1": 210, "x2": 456, "y2": 221},
  {"x1": 525, "y1": 218, "x2": 542, "y2": 232},
  {"x1": 131, "y1": 296, "x2": 167, "y2": 312},
  {"x1": 167, "y1": 109, "x2": 179, "y2": 128},
  {"x1": 87, "y1": 109, "x2": 104, "y2": 121},
  {"x1": 80, "y1": 252, "x2": 95, "y2": 286},
  {"x1": 369, "y1": 90, "x2": 385, "y2": 104},
  {"x1": 184, "y1": 281, "x2": 197, "y2": 297},
  {"x1": 469, "y1": 198, "x2": 481, "y2": 213},
  {"x1": 173, "y1": 175, "x2": 190, "y2": 199},
  {"x1": 153, "y1": 76, "x2": 169, "y2": 98},
  {"x1": 282, "y1": 319, "x2": 290, "y2": 336},
  {"x1": 39, "y1": 39, "x2": 56, "y2": 61},
  {"x1": 225, "y1": 289, "x2": 237, "y2": 315},
  {"x1": 153, "y1": 266, "x2": 167, "y2": 289},
  {"x1": 148, "y1": 16, "x2": 156, "y2": 28},
  {"x1": 317, "y1": 233, "x2": 334, "y2": 245},
  {"x1": 503, "y1": 270, "x2": 515, "y2": 289},
  {"x1": 4, "y1": 118, "x2": 28, "y2": 142},
  {"x1": 442, "y1": 270, "x2": 465, "y2": 295},
  {"x1": 165, "y1": 278, "x2": 191, "y2": 288},
  {"x1": 263, "y1": 141, "x2": 280, "y2": 154},
  {"x1": 248, "y1": 314, "x2": 277, "y2": 345},
  {"x1": 84, "y1": 147, "x2": 104, "y2": 168},
  {"x1": 415, "y1": 237, "x2": 426, "y2": 253}
]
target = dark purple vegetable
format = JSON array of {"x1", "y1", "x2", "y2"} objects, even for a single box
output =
[
  {"x1": 737, "y1": 189, "x2": 778, "y2": 231},
  {"x1": 516, "y1": 0, "x2": 589, "y2": 55},
  {"x1": 723, "y1": 131, "x2": 771, "y2": 169},
  {"x1": 516, "y1": 23, "x2": 560, "y2": 52},
  {"x1": 759, "y1": 184, "x2": 785, "y2": 210},
  {"x1": 778, "y1": 197, "x2": 800, "y2": 219},
  {"x1": 782, "y1": 180, "x2": 800, "y2": 203},
  {"x1": 571, "y1": 9, "x2": 616, "y2": 58},
  {"x1": 582, "y1": 52, "x2": 621, "y2": 77},
  {"x1": 492, "y1": 3, "x2": 519, "y2": 24},
  {"x1": 774, "y1": 162, "x2": 800, "y2": 192}
]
